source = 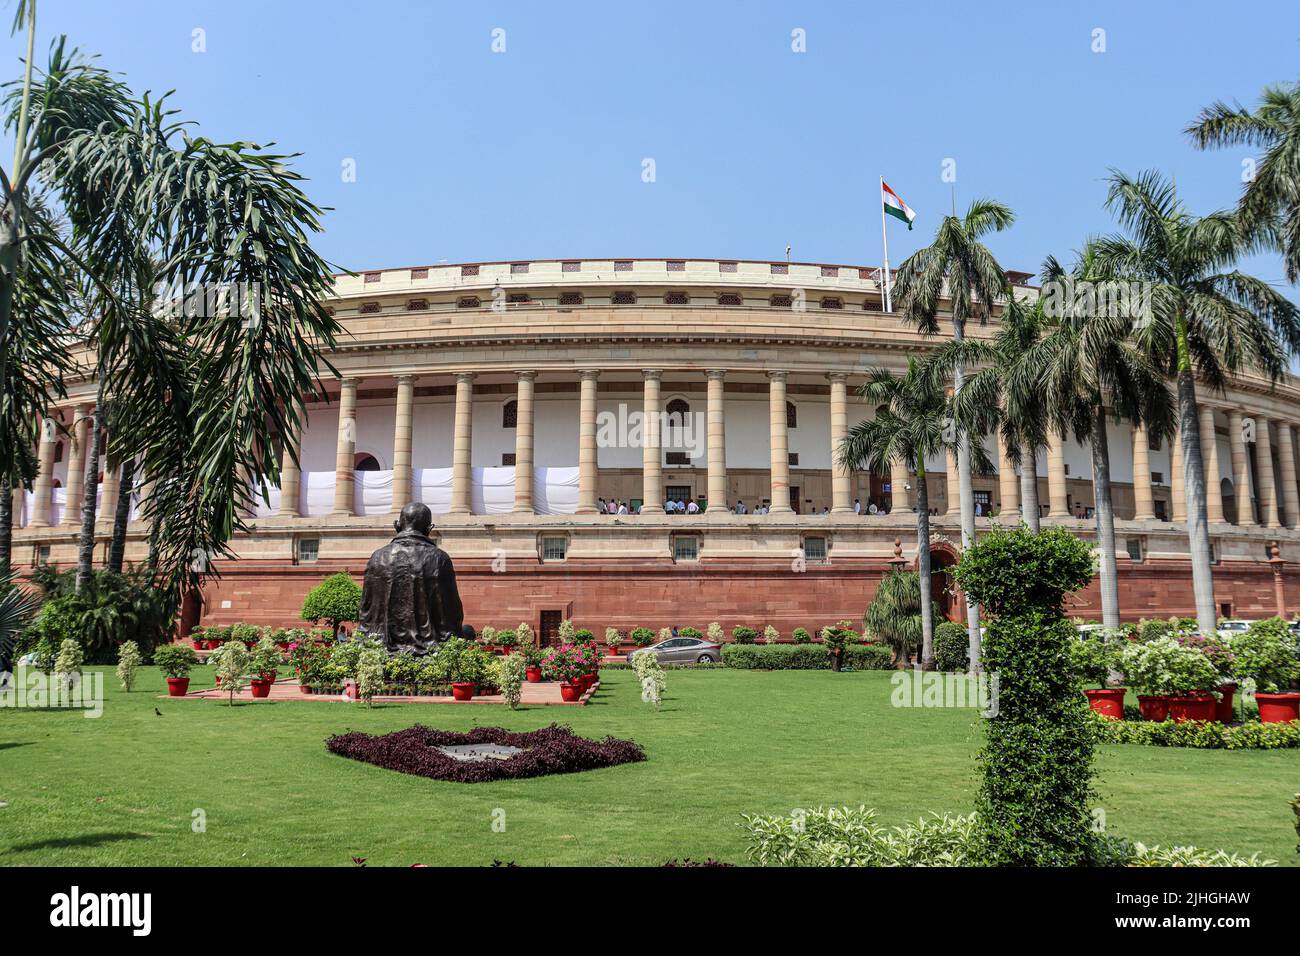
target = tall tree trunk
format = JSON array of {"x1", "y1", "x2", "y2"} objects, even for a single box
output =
[
  {"x1": 108, "y1": 457, "x2": 134, "y2": 573},
  {"x1": 0, "y1": 478, "x2": 11, "y2": 580},
  {"x1": 952, "y1": 317, "x2": 982, "y2": 670},
  {"x1": 1090, "y1": 407, "x2": 1120, "y2": 628},
  {"x1": 75, "y1": 388, "x2": 106, "y2": 591},
  {"x1": 1019, "y1": 442, "x2": 1041, "y2": 532},
  {"x1": 916, "y1": 459, "x2": 934, "y2": 670},
  {"x1": 1177, "y1": 370, "x2": 1217, "y2": 633}
]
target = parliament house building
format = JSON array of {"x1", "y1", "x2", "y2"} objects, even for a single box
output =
[{"x1": 13, "y1": 258, "x2": 1300, "y2": 639}]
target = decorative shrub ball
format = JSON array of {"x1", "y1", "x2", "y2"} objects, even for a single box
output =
[{"x1": 325, "y1": 723, "x2": 645, "y2": 783}]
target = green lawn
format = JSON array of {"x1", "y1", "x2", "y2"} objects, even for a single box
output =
[{"x1": 1, "y1": 666, "x2": 1296, "y2": 866}]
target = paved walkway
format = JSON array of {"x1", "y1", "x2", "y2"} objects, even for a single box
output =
[{"x1": 166, "y1": 676, "x2": 597, "y2": 706}]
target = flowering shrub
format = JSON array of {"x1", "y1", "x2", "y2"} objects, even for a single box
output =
[
  {"x1": 326, "y1": 724, "x2": 645, "y2": 783},
  {"x1": 763, "y1": 625, "x2": 779, "y2": 645},
  {"x1": 557, "y1": 619, "x2": 575, "y2": 643},
  {"x1": 1178, "y1": 633, "x2": 1234, "y2": 683},
  {"x1": 576, "y1": 641, "x2": 601, "y2": 674},
  {"x1": 490, "y1": 653, "x2": 526, "y2": 709},
  {"x1": 1069, "y1": 637, "x2": 1122, "y2": 687},
  {"x1": 1120, "y1": 636, "x2": 1218, "y2": 696},
  {"x1": 1094, "y1": 713, "x2": 1300, "y2": 749},
  {"x1": 479, "y1": 624, "x2": 497, "y2": 646},
  {"x1": 540, "y1": 644, "x2": 585, "y2": 683},
  {"x1": 356, "y1": 647, "x2": 386, "y2": 706},
  {"x1": 250, "y1": 636, "x2": 283, "y2": 679},
  {"x1": 1230, "y1": 618, "x2": 1300, "y2": 693},
  {"x1": 707, "y1": 622, "x2": 724, "y2": 643},
  {"x1": 116, "y1": 641, "x2": 141, "y2": 692},
  {"x1": 289, "y1": 640, "x2": 329, "y2": 684},
  {"x1": 657, "y1": 626, "x2": 672, "y2": 642},
  {"x1": 54, "y1": 639, "x2": 82, "y2": 691},
  {"x1": 605, "y1": 627, "x2": 622, "y2": 649},
  {"x1": 516, "y1": 622, "x2": 534, "y2": 648},
  {"x1": 633, "y1": 650, "x2": 665, "y2": 710}
]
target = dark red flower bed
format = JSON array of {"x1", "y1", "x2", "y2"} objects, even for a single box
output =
[{"x1": 325, "y1": 723, "x2": 645, "y2": 783}]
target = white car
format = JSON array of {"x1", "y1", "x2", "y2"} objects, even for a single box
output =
[{"x1": 1215, "y1": 620, "x2": 1253, "y2": 639}]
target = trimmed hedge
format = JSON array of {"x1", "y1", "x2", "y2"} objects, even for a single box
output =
[
  {"x1": 933, "y1": 621, "x2": 970, "y2": 672},
  {"x1": 1095, "y1": 715, "x2": 1300, "y2": 750},
  {"x1": 722, "y1": 643, "x2": 892, "y2": 671}
]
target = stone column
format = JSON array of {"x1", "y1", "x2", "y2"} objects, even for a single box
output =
[
  {"x1": 1170, "y1": 427, "x2": 1186, "y2": 521},
  {"x1": 1228, "y1": 408, "x2": 1255, "y2": 526},
  {"x1": 390, "y1": 374, "x2": 415, "y2": 514},
  {"x1": 640, "y1": 370, "x2": 664, "y2": 514},
  {"x1": 891, "y1": 459, "x2": 912, "y2": 512},
  {"x1": 513, "y1": 371, "x2": 536, "y2": 514},
  {"x1": 30, "y1": 411, "x2": 58, "y2": 528},
  {"x1": 1131, "y1": 422, "x2": 1155, "y2": 520},
  {"x1": 1256, "y1": 415, "x2": 1282, "y2": 528},
  {"x1": 1198, "y1": 405, "x2": 1225, "y2": 523},
  {"x1": 62, "y1": 403, "x2": 92, "y2": 525},
  {"x1": 945, "y1": 447, "x2": 961, "y2": 515},
  {"x1": 706, "y1": 369, "x2": 728, "y2": 512},
  {"x1": 996, "y1": 432, "x2": 1019, "y2": 519},
  {"x1": 1278, "y1": 421, "x2": 1300, "y2": 530},
  {"x1": 331, "y1": 378, "x2": 358, "y2": 515},
  {"x1": 767, "y1": 371, "x2": 792, "y2": 513},
  {"x1": 828, "y1": 373, "x2": 852, "y2": 513},
  {"x1": 1047, "y1": 429, "x2": 1070, "y2": 517},
  {"x1": 98, "y1": 452, "x2": 120, "y2": 528},
  {"x1": 450, "y1": 372, "x2": 475, "y2": 515},
  {"x1": 278, "y1": 421, "x2": 302, "y2": 518},
  {"x1": 576, "y1": 370, "x2": 599, "y2": 513}
]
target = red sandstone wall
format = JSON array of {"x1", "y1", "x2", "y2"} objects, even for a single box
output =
[{"x1": 190, "y1": 556, "x2": 1300, "y2": 636}]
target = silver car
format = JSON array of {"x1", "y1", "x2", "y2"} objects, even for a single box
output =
[{"x1": 627, "y1": 637, "x2": 721, "y2": 665}]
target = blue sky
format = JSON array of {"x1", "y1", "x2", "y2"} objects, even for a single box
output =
[{"x1": 6, "y1": 0, "x2": 1299, "y2": 284}]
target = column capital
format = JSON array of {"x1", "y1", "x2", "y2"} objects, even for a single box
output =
[
  {"x1": 705, "y1": 368, "x2": 727, "y2": 381},
  {"x1": 515, "y1": 369, "x2": 538, "y2": 382},
  {"x1": 394, "y1": 373, "x2": 417, "y2": 386},
  {"x1": 579, "y1": 368, "x2": 601, "y2": 382},
  {"x1": 826, "y1": 371, "x2": 848, "y2": 384},
  {"x1": 339, "y1": 377, "x2": 359, "y2": 388},
  {"x1": 766, "y1": 369, "x2": 789, "y2": 383},
  {"x1": 641, "y1": 368, "x2": 663, "y2": 381},
  {"x1": 455, "y1": 371, "x2": 477, "y2": 385}
]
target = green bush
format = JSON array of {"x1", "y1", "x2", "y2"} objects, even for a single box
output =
[
  {"x1": 953, "y1": 525, "x2": 1101, "y2": 867},
  {"x1": 300, "y1": 573, "x2": 362, "y2": 638},
  {"x1": 731, "y1": 625, "x2": 757, "y2": 644},
  {"x1": 1095, "y1": 713, "x2": 1300, "y2": 749},
  {"x1": 933, "y1": 621, "x2": 969, "y2": 672},
  {"x1": 792, "y1": 627, "x2": 812, "y2": 644},
  {"x1": 1231, "y1": 617, "x2": 1300, "y2": 693},
  {"x1": 630, "y1": 627, "x2": 656, "y2": 646},
  {"x1": 22, "y1": 568, "x2": 174, "y2": 664},
  {"x1": 1137, "y1": 618, "x2": 1175, "y2": 642},
  {"x1": 574, "y1": 628, "x2": 594, "y2": 642},
  {"x1": 679, "y1": 626, "x2": 703, "y2": 640},
  {"x1": 722, "y1": 643, "x2": 891, "y2": 671},
  {"x1": 153, "y1": 644, "x2": 198, "y2": 679}
]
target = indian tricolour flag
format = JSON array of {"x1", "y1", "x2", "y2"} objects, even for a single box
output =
[{"x1": 882, "y1": 180, "x2": 916, "y2": 230}]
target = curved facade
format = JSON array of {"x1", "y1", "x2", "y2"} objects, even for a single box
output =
[{"x1": 15, "y1": 257, "x2": 1300, "y2": 636}]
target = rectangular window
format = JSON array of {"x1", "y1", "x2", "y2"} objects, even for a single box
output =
[
  {"x1": 614, "y1": 260, "x2": 633, "y2": 272},
  {"x1": 771, "y1": 263, "x2": 789, "y2": 275},
  {"x1": 460, "y1": 264, "x2": 479, "y2": 277},
  {"x1": 788, "y1": 453, "x2": 799, "y2": 466},
  {"x1": 803, "y1": 536, "x2": 828, "y2": 562},
  {"x1": 501, "y1": 453, "x2": 516, "y2": 466},
  {"x1": 718, "y1": 261, "x2": 738, "y2": 273},
  {"x1": 1151, "y1": 471, "x2": 1164, "y2": 485},
  {"x1": 510, "y1": 262, "x2": 529, "y2": 274},
  {"x1": 974, "y1": 491, "x2": 992, "y2": 508},
  {"x1": 665, "y1": 451, "x2": 690, "y2": 465},
  {"x1": 364, "y1": 271, "x2": 382, "y2": 283},
  {"x1": 36, "y1": 545, "x2": 51, "y2": 564},
  {"x1": 673, "y1": 536, "x2": 700, "y2": 561},
  {"x1": 820, "y1": 266, "x2": 838, "y2": 277},
  {"x1": 666, "y1": 260, "x2": 685, "y2": 272},
  {"x1": 297, "y1": 538, "x2": 320, "y2": 563},
  {"x1": 541, "y1": 536, "x2": 567, "y2": 561},
  {"x1": 562, "y1": 261, "x2": 581, "y2": 273},
  {"x1": 1148, "y1": 433, "x2": 1160, "y2": 451},
  {"x1": 1126, "y1": 538, "x2": 1144, "y2": 562},
  {"x1": 666, "y1": 485, "x2": 691, "y2": 501},
  {"x1": 410, "y1": 267, "x2": 428, "y2": 279}
]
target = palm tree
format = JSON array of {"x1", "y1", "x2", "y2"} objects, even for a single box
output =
[
  {"x1": 838, "y1": 358, "x2": 991, "y2": 668},
  {"x1": 892, "y1": 198, "x2": 1014, "y2": 666},
  {"x1": 1095, "y1": 169, "x2": 1300, "y2": 633},
  {"x1": 0, "y1": 567, "x2": 40, "y2": 679},
  {"x1": 1187, "y1": 80, "x2": 1300, "y2": 282},
  {"x1": 1036, "y1": 247, "x2": 1174, "y2": 627},
  {"x1": 935, "y1": 293, "x2": 1051, "y2": 533},
  {"x1": 1, "y1": 5, "x2": 343, "y2": 601},
  {"x1": 863, "y1": 569, "x2": 923, "y2": 668}
]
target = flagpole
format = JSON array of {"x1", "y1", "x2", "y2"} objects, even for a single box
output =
[{"x1": 880, "y1": 177, "x2": 893, "y2": 313}]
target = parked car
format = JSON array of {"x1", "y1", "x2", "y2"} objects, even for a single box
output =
[
  {"x1": 1216, "y1": 619, "x2": 1254, "y2": 639},
  {"x1": 626, "y1": 637, "x2": 721, "y2": 665}
]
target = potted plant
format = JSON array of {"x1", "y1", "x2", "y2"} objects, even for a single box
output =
[
  {"x1": 1120, "y1": 638, "x2": 1175, "y2": 722},
  {"x1": 541, "y1": 643, "x2": 584, "y2": 701},
  {"x1": 441, "y1": 638, "x2": 489, "y2": 700},
  {"x1": 522, "y1": 645, "x2": 544, "y2": 683},
  {"x1": 189, "y1": 626, "x2": 207, "y2": 651},
  {"x1": 577, "y1": 641, "x2": 601, "y2": 690},
  {"x1": 496, "y1": 628, "x2": 518, "y2": 656},
  {"x1": 249, "y1": 637, "x2": 283, "y2": 699},
  {"x1": 1163, "y1": 639, "x2": 1221, "y2": 722},
  {"x1": 819, "y1": 621, "x2": 858, "y2": 672},
  {"x1": 1230, "y1": 619, "x2": 1300, "y2": 723},
  {"x1": 1069, "y1": 635, "x2": 1126, "y2": 719},
  {"x1": 605, "y1": 627, "x2": 622, "y2": 657},
  {"x1": 154, "y1": 644, "x2": 199, "y2": 697},
  {"x1": 1179, "y1": 633, "x2": 1237, "y2": 721}
]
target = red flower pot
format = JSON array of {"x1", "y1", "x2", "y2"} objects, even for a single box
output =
[
  {"x1": 190, "y1": 639, "x2": 204, "y2": 650},
  {"x1": 525, "y1": 667, "x2": 542, "y2": 683},
  {"x1": 1215, "y1": 684, "x2": 1236, "y2": 723},
  {"x1": 451, "y1": 682, "x2": 476, "y2": 701},
  {"x1": 214, "y1": 674, "x2": 222, "y2": 687},
  {"x1": 1255, "y1": 692, "x2": 1300, "y2": 724},
  {"x1": 1137, "y1": 695, "x2": 1170, "y2": 722},
  {"x1": 559, "y1": 681, "x2": 580, "y2": 702},
  {"x1": 299, "y1": 684, "x2": 312, "y2": 695},
  {"x1": 1084, "y1": 688, "x2": 1125, "y2": 720},
  {"x1": 1167, "y1": 694, "x2": 1216, "y2": 723},
  {"x1": 206, "y1": 640, "x2": 222, "y2": 650},
  {"x1": 250, "y1": 678, "x2": 272, "y2": 699},
  {"x1": 165, "y1": 677, "x2": 190, "y2": 697}
]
